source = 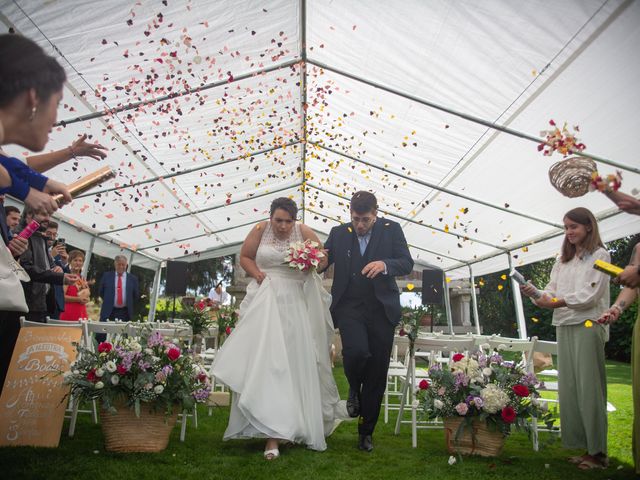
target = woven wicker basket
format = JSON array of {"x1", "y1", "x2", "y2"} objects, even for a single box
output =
[
  {"x1": 443, "y1": 417, "x2": 505, "y2": 457},
  {"x1": 548, "y1": 156, "x2": 596, "y2": 198},
  {"x1": 101, "y1": 403, "x2": 178, "y2": 453}
]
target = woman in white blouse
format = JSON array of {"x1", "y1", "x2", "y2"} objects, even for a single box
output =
[{"x1": 521, "y1": 207, "x2": 610, "y2": 471}]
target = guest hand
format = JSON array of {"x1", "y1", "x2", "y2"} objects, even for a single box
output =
[
  {"x1": 70, "y1": 134, "x2": 108, "y2": 160},
  {"x1": 614, "y1": 265, "x2": 640, "y2": 288},
  {"x1": 24, "y1": 188, "x2": 59, "y2": 214},
  {"x1": 7, "y1": 236, "x2": 28, "y2": 257},
  {"x1": 362, "y1": 261, "x2": 386, "y2": 279},
  {"x1": 519, "y1": 283, "x2": 537, "y2": 298},
  {"x1": 606, "y1": 191, "x2": 640, "y2": 215},
  {"x1": 597, "y1": 307, "x2": 621, "y2": 325},
  {"x1": 64, "y1": 273, "x2": 80, "y2": 285},
  {"x1": 533, "y1": 293, "x2": 559, "y2": 309},
  {"x1": 52, "y1": 266, "x2": 63, "y2": 273}
]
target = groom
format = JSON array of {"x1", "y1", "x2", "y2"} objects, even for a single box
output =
[{"x1": 320, "y1": 191, "x2": 413, "y2": 451}]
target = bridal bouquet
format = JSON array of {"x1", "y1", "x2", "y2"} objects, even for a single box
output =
[
  {"x1": 284, "y1": 239, "x2": 325, "y2": 272},
  {"x1": 63, "y1": 328, "x2": 211, "y2": 416},
  {"x1": 418, "y1": 350, "x2": 555, "y2": 436}
]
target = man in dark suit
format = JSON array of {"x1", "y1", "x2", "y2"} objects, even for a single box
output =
[
  {"x1": 99, "y1": 254, "x2": 139, "y2": 327},
  {"x1": 320, "y1": 191, "x2": 413, "y2": 452}
]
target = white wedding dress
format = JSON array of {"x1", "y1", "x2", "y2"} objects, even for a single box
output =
[{"x1": 211, "y1": 223, "x2": 347, "y2": 451}]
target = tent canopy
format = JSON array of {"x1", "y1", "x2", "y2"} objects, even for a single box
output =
[{"x1": 2, "y1": 0, "x2": 639, "y2": 275}]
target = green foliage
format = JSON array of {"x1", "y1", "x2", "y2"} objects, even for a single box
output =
[
  {"x1": 1, "y1": 361, "x2": 635, "y2": 480},
  {"x1": 181, "y1": 300, "x2": 215, "y2": 336}
]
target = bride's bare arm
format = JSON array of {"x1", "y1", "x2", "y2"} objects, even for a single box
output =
[{"x1": 240, "y1": 222, "x2": 267, "y2": 284}]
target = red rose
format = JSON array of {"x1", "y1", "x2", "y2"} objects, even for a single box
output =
[
  {"x1": 86, "y1": 369, "x2": 97, "y2": 382},
  {"x1": 117, "y1": 364, "x2": 128, "y2": 375},
  {"x1": 197, "y1": 372, "x2": 208, "y2": 383},
  {"x1": 512, "y1": 384, "x2": 530, "y2": 397},
  {"x1": 418, "y1": 379, "x2": 429, "y2": 390},
  {"x1": 196, "y1": 301, "x2": 205, "y2": 311},
  {"x1": 167, "y1": 347, "x2": 181, "y2": 361},
  {"x1": 501, "y1": 406, "x2": 516, "y2": 423},
  {"x1": 399, "y1": 328, "x2": 406, "y2": 337},
  {"x1": 452, "y1": 353, "x2": 464, "y2": 362},
  {"x1": 225, "y1": 326, "x2": 232, "y2": 335},
  {"x1": 97, "y1": 342, "x2": 113, "y2": 353}
]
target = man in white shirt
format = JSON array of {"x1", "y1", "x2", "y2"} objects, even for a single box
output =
[{"x1": 208, "y1": 281, "x2": 229, "y2": 306}]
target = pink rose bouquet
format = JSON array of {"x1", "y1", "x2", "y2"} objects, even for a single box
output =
[{"x1": 284, "y1": 239, "x2": 325, "y2": 272}]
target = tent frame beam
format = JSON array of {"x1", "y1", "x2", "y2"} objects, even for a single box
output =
[
  {"x1": 310, "y1": 141, "x2": 562, "y2": 229},
  {"x1": 306, "y1": 183, "x2": 508, "y2": 250},
  {"x1": 306, "y1": 59, "x2": 639, "y2": 175}
]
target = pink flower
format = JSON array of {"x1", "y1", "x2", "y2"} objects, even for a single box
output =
[
  {"x1": 455, "y1": 403, "x2": 468, "y2": 415},
  {"x1": 225, "y1": 326, "x2": 232, "y2": 335},
  {"x1": 418, "y1": 379, "x2": 429, "y2": 390},
  {"x1": 86, "y1": 369, "x2": 97, "y2": 382},
  {"x1": 117, "y1": 364, "x2": 128, "y2": 375},
  {"x1": 452, "y1": 353, "x2": 464, "y2": 362},
  {"x1": 97, "y1": 342, "x2": 113, "y2": 353},
  {"x1": 399, "y1": 329, "x2": 406, "y2": 337}
]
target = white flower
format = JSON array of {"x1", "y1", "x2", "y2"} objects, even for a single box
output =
[
  {"x1": 482, "y1": 367, "x2": 493, "y2": 377},
  {"x1": 94, "y1": 381, "x2": 104, "y2": 389},
  {"x1": 448, "y1": 456, "x2": 457, "y2": 465},
  {"x1": 154, "y1": 385, "x2": 164, "y2": 394},
  {"x1": 73, "y1": 369, "x2": 80, "y2": 375},
  {"x1": 130, "y1": 342, "x2": 142, "y2": 353},
  {"x1": 144, "y1": 348, "x2": 153, "y2": 355},
  {"x1": 497, "y1": 344, "x2": 507, "y2": 351},
  {"x1": 434, "y1": 399, "x2": 444, "y2": 409},
  {"x1": 111, "y1": 375, "x2": 120, "y2": 385},
  {"x1": 105, "y1": 361, "x2": 117, "y2": 373},
  {"x1": 480, "y1": 383, "x2": 509, "y2": 413},
  {"x1": 96, "y1": 368, "x2": 104, "y2": 377},
  {"x1": 62, "y1": 371, "x2": 73, "y2": 379}
]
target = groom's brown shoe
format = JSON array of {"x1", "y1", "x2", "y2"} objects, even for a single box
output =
[
  {"x1": 346, "y1": 388, "x2": 360, "y2": 418},
  {"x1": 358, "y1": 434, "x2": 373, "y2": 452}
]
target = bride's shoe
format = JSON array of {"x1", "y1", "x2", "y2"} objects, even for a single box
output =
[{"x1": 263, "y1": 448, "x2": 280, "y2": 460}]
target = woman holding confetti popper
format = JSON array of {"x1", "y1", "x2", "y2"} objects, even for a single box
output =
[{"x1": 521, "y1": 207, "x2": 610, "y2": 471}]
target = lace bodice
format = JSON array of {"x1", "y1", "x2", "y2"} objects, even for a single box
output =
[{"x1": 256, "y1": 221, "x2": 304, "y2": 274}]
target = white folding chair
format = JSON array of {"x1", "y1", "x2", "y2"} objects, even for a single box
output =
[
  {"x1": 395, "y1": 336, "x2": 477, "y2": 447},
  {"x1": 18, "y1": 317, "x2": 95, "y2": 436},
  {"x1": 486, "y1": 335, "x2": 540, "y2": 450},
  {"x1": 532, "y1": 339, "x2": 561, "y2": 441}
]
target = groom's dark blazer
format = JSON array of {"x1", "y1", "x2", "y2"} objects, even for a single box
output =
[{"x1": 324, "y1": 217, "x2": 414, "y2": 325}]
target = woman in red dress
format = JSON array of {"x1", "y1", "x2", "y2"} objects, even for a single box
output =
[{"x1": 60, "y1": 250, "x2": 90, "y2": 321}]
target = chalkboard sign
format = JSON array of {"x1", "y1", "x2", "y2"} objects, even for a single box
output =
[{"x1": 0, "y1": 326, "x2": 82, "y2": 447}]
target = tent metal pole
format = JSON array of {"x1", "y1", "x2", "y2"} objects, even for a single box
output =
[
  {"x1": 468, "y1": 265, "x2": 481, "y2": 336},
  {"x1": 81, "y1": 236, "x2": 95, "y2": 278},
  {"x1": 148, "y1": 263, "x2": 163, "y2": 322},
  {"x1": 127, "y1": 251, "x2": 135, "y2": 272},
  {"x1": 54, "y1": 58, "x2": 301, "y2": 127},
  {"x1": 311, "y1": 142, "x2": 561, "y2": 228},
  {"x1": 306, "y1": 183, "x2": 507, "y2": 250},
  {"x1": 299, "y1": 0, "x2": 308, "y2": 223},
  {"x1": 306, "y1": 59, "x2": 639, "y2": 175},
  {"x1": 508, "y1": 254, "x2": 528, "y2": 340},
  {"x1": 98, "y1": 183, "x2": 299, "y2": 235},
  {"x1": 75, "y1": 140, "x2": 302, "y2": 200},
  {"x1": 443, "y1": 274, "x2": 453, "y2": 334}
]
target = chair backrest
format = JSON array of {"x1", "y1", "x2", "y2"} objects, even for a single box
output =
[
  {"x1": 47, "y1": 318, "x2": 83, "y2": 326},
  {"x1": 534, "y1": 339, "x2": 558, "y2": 355},
  {"x1": 127, "y1": 323, "x2": 192, "y2": 340},
  {"x1": 413, "y1": 336, "x2": 477, "y2": 367},
  {"x1": 486, "y1": 335, "x2": 538, "y2": 372},
  {"x1": 85, "y1": 321, "x2": 130, "y2": 348},
  {"x1": 20, "y1": 317, "x2": 84, "y2": 331}
]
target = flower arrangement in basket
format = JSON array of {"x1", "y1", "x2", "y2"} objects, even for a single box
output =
[
  {"x1": 63, "y1": 328, "x2": 211, "y2": 417},
  {"x1": 217, "y1": 304, "x2": 239, "y2": 336},
  {"x1": 182, "y1": 298, "x2": 215, "y2": 336},
  {"x1": 417, "y1": 350, "x2": 555, "y2": 455},
  {"x1": 284, "y1": 239, "x2": 325, "y2": 272}
]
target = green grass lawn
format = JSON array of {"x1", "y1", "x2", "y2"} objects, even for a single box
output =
[{"x1": 0, "y1": 360, "x2": 635, "y2": 480}]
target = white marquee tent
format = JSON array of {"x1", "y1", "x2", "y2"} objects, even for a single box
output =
[{"x1": 2, "y1": 0, "x2": 639, "y2": 330}]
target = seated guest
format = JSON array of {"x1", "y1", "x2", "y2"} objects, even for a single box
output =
[
  {"x1": 60, "y1": 250, "x2": 90, "y2": 321},
  {"x1": 208, "y1": 281, "x2": 230, "y2": 307}
]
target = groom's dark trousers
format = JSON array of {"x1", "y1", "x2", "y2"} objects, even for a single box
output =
[{"x1": 324, "y1": 218, "x2": 413, "y2": 436}]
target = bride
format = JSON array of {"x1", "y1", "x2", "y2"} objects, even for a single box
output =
[{"x1": 211, "y1": 197, "x2": 347, "y2": 459}]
